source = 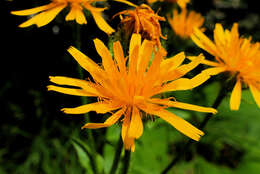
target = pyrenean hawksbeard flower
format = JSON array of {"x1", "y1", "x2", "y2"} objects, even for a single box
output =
[
  {"x1": 146, "y1": 0, "x2": 190, "y2": 9},
  {"x1": 168, "y1": 8, "x2": 204, "y2": 39},
  {"x1": 11, "y1": 0, "x2": 114, "y2": 34},
  {"x1": 115, "y1": 4, "x2": 166, "y2": 47},
  {"x1": 191, "y1": 23, "x2": 260, "y2": 110},
  {"x1": 48, "y1": 34, "x2": 216, "y2": 151}
]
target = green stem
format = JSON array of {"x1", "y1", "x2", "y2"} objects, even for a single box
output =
[
  {"x1": 109, "y1": 136, "x2": 123, "y2": 174},
  {"x1": 74, "y1": 24, "x2": 97, "y2": 173},
  {"x1": 122, "y1": 150, "x2": 131, "y2": 174},
  {"x1": 161, "y1": 81, "x2": 231, "y2": 174}
]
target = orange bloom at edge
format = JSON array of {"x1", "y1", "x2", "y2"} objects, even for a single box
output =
[
  {"x1": 168, "y1": 8, "x2": 205, "y2": 39},
  {"x1": 11, "y1": 0, "x2": 115, "y2": 34},
  {"x1": 191, "y1": 23, "x2": 260, "y2": 110},
  {"x1": 48, "y1": 34, "x2": 217, "y2": 151}
]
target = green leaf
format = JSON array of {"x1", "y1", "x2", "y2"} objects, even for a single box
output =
[{"x1": 71, "y1": 141, "x2": 94, "y2": 174}]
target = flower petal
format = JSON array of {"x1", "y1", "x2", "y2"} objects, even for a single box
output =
[
  {"x1": 129, "y1": 34, "x2": 141, "y2": 56},
  {"x1": 128, "y1": 107, "x2": 143, "y2": 139},
  {"x1": 90, "y1": 11, "x2": 115, "y2": 35},
  {"x1": 113, "y1": 0, "x2": 137, "y2": 7},
  {"x1": 81, "y1": 107, "x2": 126, "y2": 129},
  {"x1": 47, "y1": 85, "x2": 92, "y2": 96},
  {"x1": 159, "y1": 71, "x2": 210, "y2": 93},
  {"x1": 113, "y1": 41, "x2": 127, "y2": 74},
  {"x1": 202, "y1": 67, "x2": 226, "y2": 76},
  {"x1": 140, "y1": 104, "x2": 204, "y2": 141},
  {"x1": 49, "y1": 76, "x2": 101, "y2": 96},
  {"x1": 11, "y1": 3, "x2": 56, "y2": 16},
  {"x1": 121, "y1": 108, "x2": 136, "y2": 151},
  {"x1": 67, "y1": 46, "x2": 105, "y2": 82},
  {"x1": 149, "y1": 98, "x2": 217, "y2": 114},
  {"x1": 164, "y1": 54, "x2": 204, "y2": 82},
  {"x1": 61, "y1": 102, "x2": 121, "y2": 114},
  {"x1": 93, "y1": 38, "x2": 118, "y2": 75},
  {"x1": 19, "y1": 4, "x2": 66, "y2": 28},
  {"x1": 230, "y1": 79, "x2": 242, "y2": 110},
  {"x1": 249, "y1": 84, "x2": 260, "y2": 108}
]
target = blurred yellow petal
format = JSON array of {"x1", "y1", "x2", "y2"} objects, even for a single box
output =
[
  {"x1": 90, "y1": 11, "x2": 115, "y2": 35},
  {"x1": 113, "y1": 0, "x2": 137, "y2": 7},
  {"x1": 230, "y1": 79, "x2": 242, "y2": 110},
  {"x1": 249, "y1": 84, "x2": 260, "y2": 108},
  {"x1": 11, "y1": 3, "x2": 56, "y2": 16}
]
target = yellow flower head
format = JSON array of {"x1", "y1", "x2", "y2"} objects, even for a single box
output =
[
  {"x1": 11, "y1": 0, "x2": 114, "y2": 34},
  {"x1": 115, "y1": 4, "x2": 166, "y2": 47},
  {"x1": 147, "y1": 0, "x2": 190, "y2": 9},
  {"x1": 48, "y1": 34, "x2": 216, "y2": 151},
  {"x1": 191, "y1": 23, "x2": 260, "y2": 110},
  {"x1": 168, "y1": 8, "x2": 205, "y2": 39}
]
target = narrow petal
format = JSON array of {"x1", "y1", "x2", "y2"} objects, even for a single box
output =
[
  {"x1": 164, "y1": 54, "x2": 204, "y2": 82},
  {"x1": 67, "y1": 46, "x2": 105, "y2": 82},
  {"x1": 159, "y1": 78, "x2": 193, "y2": 93},
  {"x1": 61, "y1": 102, "x2": 121, "y2": 114},
  {"x1": 75, "y1": 8, "x2": 87, "y2": 24},
  {"x1": 230, "y1": 79, "x2": 242, "y2": 110},
  {"x1": 128, "y1": 107, "x2": 143, "y2": 139},
  {"x1": 149, "y1": 98, "x2": 217, "y2": 114},
  {"x1": 90, "y1": 11, "x2": 115, "y2": 35},
  {"x1": 202, "y1": 67, "x2": 226, "y2": 76},
  {"x1": 81, "y1": 107, "x2": 126, "y2": 129},
  {"x1": 140, "y1": 104, "x2": 204, "y2": 141},
  {"x1": 113, "y1": 41, "x2": 127, "y2": 74},
  {"x1": 113, "y1": 0, "x2": 137, "y2": 7},
  {"x1": 191, "y1": 28, "x2": 217, "y2": 56},
  {"x1": 129, "y1": 34, "x2": 141, "y2": 56},
  {"x1": 137, "y1": 40, "x2": 154, "y2": 74},
  {"x1": 11, "y1": 3, "x2": 55, "y2": 16},
  {"x1": 49, "y1": 76, "x2": 100, "y2": 95},
  {"x1": 159, "y1": 72, "x2": 210, "y2": 93},
  {"x1": 249, "y1": 84, "x2": 260, "y2": 108},
  {"x1": 160, "y1": 52, "x2": 186, "y2": 73},
  {"x1": 93, "y1": 38, "x2": 118, "y2": 75},
  {"x1": 25, "y1": 4, "x2": 66, "y2": 28},
  {"x1": 47, "y1": 85, "x2": 91, "y2": 96},
  {"x1": 121, "y1": 108, "x2": 136, "y2": 151}
]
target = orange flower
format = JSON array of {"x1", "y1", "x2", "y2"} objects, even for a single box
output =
[
  {"x1": 146, "y1": 0, "x2": 190, "y2": 8},
  {"x1": 48, "y1": 34, "x2": 216, "y2": 151},
  {"x1": 11, "y1": 0, "x2": 114, "y2": 34},
  {"x1": 168, "y1": 8, "x2": 204, "y2": 39},
  {"x1": 191, "y1": 23, "x2": 260, "y2": 110},
  {"x1": 115, "y1": 4, "x2": 166, "y2": 47}
]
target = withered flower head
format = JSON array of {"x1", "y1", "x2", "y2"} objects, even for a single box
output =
[{"x1": 115, "y1": 4, "x2": 166, "y2": 47}]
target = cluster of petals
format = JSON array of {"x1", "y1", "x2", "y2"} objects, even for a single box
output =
[
  {"x1": 168, "y1": 8, "x2": 204, "y2": 39},
  {"x1": 115, "y1": 4, "x2": 166, "y2": 47},
  {"x1": 191, "y1": 23, "x2": 260, "y2": 110},
  {"x1": 48, "y1": 33, "x2": 217, "y2": 151},
  {"x1": 11, "y1": 0, "x2": 115, "y2": 34}
]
